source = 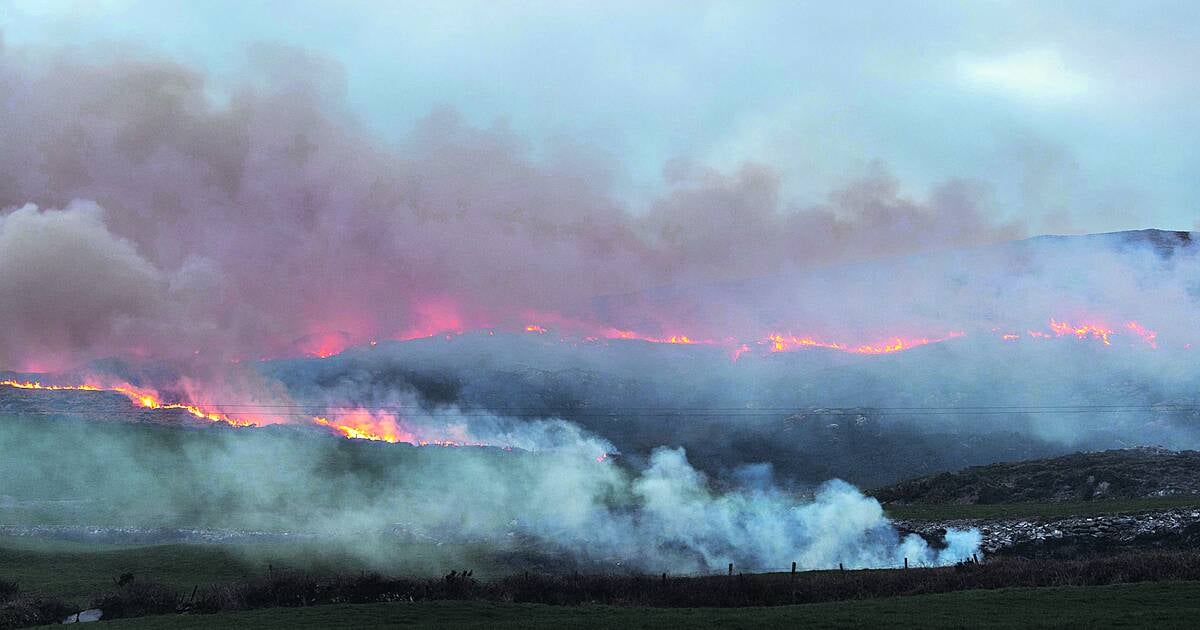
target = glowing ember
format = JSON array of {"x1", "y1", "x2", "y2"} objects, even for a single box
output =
[
  {"x1": 601, "y1": 329, "x2": 706, "y2": 345},
  {"x1": 764, "y1": 332, "x2": 964, "y2": 354},
  {"x1": 991, "y1": 319, "x2": 1160, "y2": 348},
  {"x1": 1125, "y1": 321, "x2": 1158, "y2": 348},
  {"x1": 1048, "y1": 319, "x2": 1113, "y2": 345},
  {"x1": 766, "y1": 334, "x2": 846, "y2": 352}
]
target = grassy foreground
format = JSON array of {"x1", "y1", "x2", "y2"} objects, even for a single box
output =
[
  {"x1": 0, "y1": 537, "x2": 257, "y2": 602},
  {"x1": 0, "y1": 536, "x2": 508, "y2": 605},
  {"x1": 63, "y1": 581, "x2": 1200, "y2": 629}
]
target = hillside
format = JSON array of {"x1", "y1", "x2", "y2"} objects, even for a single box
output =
[{"x1": 874, "y1": 447, "x2": 1200, "y2": 505}]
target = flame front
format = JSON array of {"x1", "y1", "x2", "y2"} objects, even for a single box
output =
[
  {"x1": 1126, "y1": 320, "x2": 1158, "y2": 348},
  {"x1": 0, "y1": 379, "x2": 473, "y2": 446},
  {"x1": 0, "y1": 379, "x2": 262, "y2": 427},
  {"x1": 1049, "y1": 319, "x2": 1113, "y2": 345},
  {"x1": 0, "y1": 314, "x2": 1168, "y2": 446},
  {"x1": 763, "y1": 332, "x2": 965, "y2": 354},
  {"x1": 516, "y1": 316, "x2": 1162, "y2": 357}
]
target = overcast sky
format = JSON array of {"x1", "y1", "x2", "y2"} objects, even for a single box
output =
[{"x1": 3, "y1": 0, "x2": 1197, "y2": 232}]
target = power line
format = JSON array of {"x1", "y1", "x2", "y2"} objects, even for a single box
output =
[{"x1": 2, "y1": 406, "x2": 1197, "y2": 419}]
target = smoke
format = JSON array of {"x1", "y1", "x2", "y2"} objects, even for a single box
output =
[
  {"x1": 0, "y1": 406, "x2": 977, "y2": 573},
  {"x1": 0, "y1": 40, "x2": 1026, "y2": 367},
  {"x1": 0, "y1": 202, "x2": 165, "y2": 370}
]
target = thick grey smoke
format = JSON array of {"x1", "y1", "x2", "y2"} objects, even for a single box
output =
[
  {"x1": 0, "y1": 201, "x2": 225, "y2": 370},
  {"x1": 0, "y1": 202, "x2": 164, "y2": 369},
  {"x1": 0, "y1": 40, "x2": 1024, "y2": 369}
]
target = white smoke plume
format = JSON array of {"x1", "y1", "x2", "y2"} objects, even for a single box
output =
[{"x1": 0, "y1": 406, "x2": 979, "y2": 572}]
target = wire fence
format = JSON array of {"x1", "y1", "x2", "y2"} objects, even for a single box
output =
[{"x1": 563, "y1": 558, "x2": 944, "y2": 578}]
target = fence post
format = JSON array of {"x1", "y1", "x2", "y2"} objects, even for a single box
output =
[
  {"x1": 904, "y1": 557, "x2": 908, "y2": 570},
  {"x1": 790, "y1": 560, "x2": 797, "y2": 601},
  {"x1": 728, "y1": 563, "x2": 733, "y2": 576},
  {"x1": 839, "y1": 562, "x2": 844, "y2": 572}
]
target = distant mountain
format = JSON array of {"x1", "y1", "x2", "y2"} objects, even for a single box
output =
[
  {"x1": 1024, "y1": 229, "x2": 1193, "y2": 257},
  {"x1": 591, "y1": 228, "x2": 1199, "y2": 341}
]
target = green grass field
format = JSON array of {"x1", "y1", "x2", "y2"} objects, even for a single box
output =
[
  {"x1": 0, "y1": 537, "x2": 261, "y2": 603},
  {"x1": 47, "y1": 581, "x2": 1200, "y2": 629},
  {"x1": 0, "y1": 536, "x2": 508, "y2": 606},
  {"x1": 884, "y1": 495, "x2": 1200, "y2": 521}
]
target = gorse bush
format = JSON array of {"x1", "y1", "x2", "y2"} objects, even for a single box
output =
[{"x1": 0, "y1": 582, "x2": 72, "y2": 630}]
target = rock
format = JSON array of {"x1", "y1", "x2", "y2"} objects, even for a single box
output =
[
  {"x1": 894, "y1": 507, "x2": 1200, "y2": 557},
  {"x1": 62, "y1": 608, "x2": 103, "y2": 623}
]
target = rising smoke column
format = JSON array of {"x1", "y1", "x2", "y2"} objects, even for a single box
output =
[{"x1": 0, "y1": 40, "x2": 1025, "y2": 369}]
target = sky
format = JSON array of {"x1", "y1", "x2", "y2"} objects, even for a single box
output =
[{"x1": 3, "y1": 0, "x2": 1197, "y2": 233}]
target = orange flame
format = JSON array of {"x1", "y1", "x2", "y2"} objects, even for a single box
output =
[
  {"x1": 1, "y1": 380, "x2": 486, "y2": 447},
  {"x1": 1048, "y1": 319, "x2": 1112, "y2": 345},
  {"x1": 1125, "y1": 321, "x2": 1158, "y2": 348},
  {"x1": 601, "y1": 329, "x2": 706, "y2": 345},
  {"x1": 764, "y1": 332, "x2": 964, "y2": 354},
  {"x1": 313, "y1": 408, "x2": 486, "y2": 446},
  {"x1": 0, "y1": 379, "x2": 261, "y2": 427}
]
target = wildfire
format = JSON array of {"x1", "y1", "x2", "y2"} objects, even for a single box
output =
[
  {"x1": 763, "y1": 332, "x2": 965, "y2": 354},
  {"x1": 0, "y1": 380, "x2": 102, "y2": 392},
  {"x1": 1, "y1": 379, "x2": 487, "y2": 447},
  {"x1": 1125, "y1": 321, "x2": 1158, "y2": 348},
  {"x1": 0, "y1": 312, "x2": 1171, "y2": 451},
  {"x1": 603, "y1": 329, "x2": 704, "y2": 345},
  {"x1": 1048, "y1": 319, "x2": 1112, "y2": 345},
  {"x1": 766, "y1": 334, "x2": 847, "y2": 353},
  {"x1": 985, "y1": 319, "x2": 1161, "y2": 348},
  {"x1": 310, "y1": 410, "x2": 486, "y2": 446},
  {"x1": 515, "y1": 316, "x2": 1163, "y2": 358},
  {"x1": 0, "y1": 379, "x2": 260, "y2": 427}
]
